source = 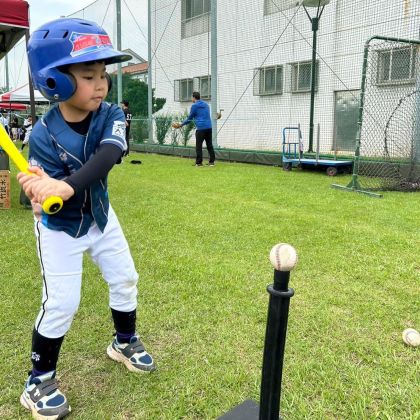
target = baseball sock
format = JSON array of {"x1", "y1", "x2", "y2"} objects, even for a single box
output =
[
  {"x1": 111, "y1": 308, "x2": 136, "y2": 344},
  {"x1": 31, "y1": 328, "x2": 64, "y2": 376}
]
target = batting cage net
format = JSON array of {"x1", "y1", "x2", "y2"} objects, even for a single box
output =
[
  {"x1": 148, "y1": 0, "x2": 419, "y2": 158},
  {"x1": 1, "y1": 0, "x2": 419, "y2": 172},
  {"x1": 351, "y1": 38, "x2": 420, "y2": 192}
]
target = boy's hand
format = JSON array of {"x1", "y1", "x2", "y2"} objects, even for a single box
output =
[
  {"x1": 17, "y1": 167, "x2": 74, "y2": 203},
  {"x1": 17, "y1": 166, "x2": 44, "y2": 200},
  {"x1": 31, "y1": 178, "x2": 74, "y2": 205}
]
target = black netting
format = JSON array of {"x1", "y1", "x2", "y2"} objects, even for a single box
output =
[{"x1": 356, "y1": 40, "x2": 420, "y2": 192}]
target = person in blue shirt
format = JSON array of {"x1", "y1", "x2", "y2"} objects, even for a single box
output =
[
  {"x1": 176, "y1": 91, "x2": 217, "y2": 166},
  {"x1": 16, "y1": 18, "x2": 155, "y2": 420}
]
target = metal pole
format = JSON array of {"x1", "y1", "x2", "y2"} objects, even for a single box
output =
[
  {"x1": 210, "y1": 0, "x2": 218, "y2": 147},
  {"x1": 25, "y1": 29, "x2": 36, "y2": 122},
  {"x1": 19, "y1": 28, "x2": 36, "y2": 208},
  {"x1": 307, "y1": 16, "x2": 318, "y2": 153},
  {"x1": 349, "y1": 40, "x2": 370, "y2": 189},
  {"x1": 5, "y1": 54, "x2": 9, "y2": 92},
  {"x1": 116, "y1": 0, "x2": 123, "y2": 106},
  {"x1": 316, "y1": 123, "x2": 320, "y2": 162},
  {"x1": 415, "y1": 53, "x2": 420, "y2": 164},
  {"x1": 298, "y1": 123, "x2": 303, "y2": 159},
  {"x1": 148, "y1": 0, "x2": 154, "y2": 143},
  {"x1": 414, "y1": 25, "x2": 420, "y2": 164},
  {"x1": 259, "y1": 270, "x2": 294, "y2": 420}
]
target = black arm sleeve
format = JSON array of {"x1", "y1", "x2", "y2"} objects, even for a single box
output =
[{"x1": 64, "y1": 143, "x2": 123, "y2": 194}]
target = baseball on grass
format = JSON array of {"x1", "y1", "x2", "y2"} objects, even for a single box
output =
[
  {"x1": 269, "y1": 243, "x2": 298, "y2": 272},
  {"x1": 402, "y1": 328, "x2": 420, "y2": 347}
]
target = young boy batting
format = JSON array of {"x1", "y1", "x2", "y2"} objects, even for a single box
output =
[{"x1": 17, "y1": 18, "x2": 155, "y2": 419}]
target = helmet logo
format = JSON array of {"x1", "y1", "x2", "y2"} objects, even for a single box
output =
[{"x1": 69, "y1": 32, "x2": 112, "y2": 57}]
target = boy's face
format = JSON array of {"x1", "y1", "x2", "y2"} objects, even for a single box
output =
[{"x1": 65, "y1": 61, "x2": 108, "y2": 113}]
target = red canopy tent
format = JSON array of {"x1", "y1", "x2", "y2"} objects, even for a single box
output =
[
  {"x1": 0, "y1": 0, "x2": 29, "y2": 61},
  {"x1": 0, "y1": 84, "x2": 50, "y2": 103},
  {"x1": 0, "y1": 101, "x2": 27, "y2": 111}
]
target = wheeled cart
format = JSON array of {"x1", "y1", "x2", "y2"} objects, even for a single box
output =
[{"x1": 282, "y1": 127, "x2": 353, "y2": 176}]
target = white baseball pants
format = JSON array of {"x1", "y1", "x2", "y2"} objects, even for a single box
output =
[{"x1": 33, "y1": 205, "x2": 138, "y2": 338}]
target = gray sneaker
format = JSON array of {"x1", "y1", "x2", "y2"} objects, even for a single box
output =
[
  {"x1": 20, "y1": 370, "x2": 71, "y2": 419},
  {"x1": 107, "y1": 335, "x2": 156, "y2": 373}
]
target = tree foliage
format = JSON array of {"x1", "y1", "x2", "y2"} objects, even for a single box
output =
[{"x1": 106, "y1": 74, "x2": 165, "y2": 116}]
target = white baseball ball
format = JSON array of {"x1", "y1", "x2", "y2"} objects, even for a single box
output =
[
  {"x1": 402, "y1": 328, "x2": 420, "y2": 347},
  {"x1": 269, "y1": 243, "x2": 298, "y2": 272}
]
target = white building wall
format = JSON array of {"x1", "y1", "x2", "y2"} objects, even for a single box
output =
[{"x1": 152, "y1": 0, "x2": 420, "y2": 152}]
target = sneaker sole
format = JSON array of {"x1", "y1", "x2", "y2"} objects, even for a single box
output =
[
  {"x1": 20, "y1": 392, "x2": 71, "y2": 420},
  {"x1": 107, "y1": 344, "x2": 156, "y2": 373}
]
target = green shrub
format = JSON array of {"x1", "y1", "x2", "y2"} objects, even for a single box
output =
[
  {"x1": 155, "y1": 114, "x2": 173, "y2": 145},
  {"x1": 130, "y1": 117, "x2": 148, "y2": 144},
  {"x1": 181, "y1": 123, "x2": 195, "y2": 147},
  {"x1": 176, "y1": 110, "x2": 195, "y2": 147},
  {"x1": 169, "y1": 125, "x2": 181, "y2": 145}
]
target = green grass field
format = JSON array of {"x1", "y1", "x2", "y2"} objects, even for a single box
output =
[{"x1": 0, "y1": 153, "x2": 419, "y2": 419}]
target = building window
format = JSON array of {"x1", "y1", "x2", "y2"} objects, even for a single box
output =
[
  {"x1": 254, "y1": 65, "x2": 283, "y2": 96},
  {"x1": 291, "y1": 60, "x2": 319, "y2": 93},
  {"x1": 174, "y1": 78, "x2": 193, "y2": 102},
  {"x1": 194, "y1": 75, "x2": 211, "y2": 99},
  {"x1": 264, "y1": 0, "x2": 298, "y2": 15},
  {"x1": 377, "y1": 46, "x2": 416, "y2": 85},
  {"x1": 182, "y1": 0, "x2": 210, "y2": 39},
  {"x1": 175, "y1": 76, "x2": 211, "y2": 101}
]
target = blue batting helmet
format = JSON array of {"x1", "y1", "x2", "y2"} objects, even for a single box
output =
[{"x1": 27, "y1": 18, "x2": 132, "y2": 101}]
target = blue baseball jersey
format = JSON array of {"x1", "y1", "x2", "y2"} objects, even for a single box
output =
[
  {"x1": 29, "y1": 102, "x2": 127, "y2": 238},
  {"x1": 182, "y1": 100, "x2": 212, "y2": 130}
]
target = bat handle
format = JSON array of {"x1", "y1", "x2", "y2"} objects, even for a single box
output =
[{"x1": 42, "y1": 196, "x2": 63, "y2": 215}]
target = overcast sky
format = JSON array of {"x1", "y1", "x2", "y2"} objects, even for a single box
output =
[
  {"x1": 1, "y1": 0, "x2": 147, "y2": 90},
  {"x1": 27, "y1": 0, "x2": 99, "y2": 29}
]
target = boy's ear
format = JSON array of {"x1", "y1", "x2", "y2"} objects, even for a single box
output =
[
  {"x1": 34, "y1": 69, "x2": 77, "y2": 102},
  {"x1": 105, "y1": 73, "x2": 112, "y2": 93}
]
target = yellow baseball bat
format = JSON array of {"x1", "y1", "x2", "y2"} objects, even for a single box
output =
[{"x1": 0, "y1": 124, "x2": 63, "y2": 214}]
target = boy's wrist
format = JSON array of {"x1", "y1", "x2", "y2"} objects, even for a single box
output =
[{"x1": 61, "y1": 179, "x2": 76, "y2": 200}]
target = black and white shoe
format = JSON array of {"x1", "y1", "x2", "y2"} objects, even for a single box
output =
[
  {"x1": 20, "y1": 370, "x2": 71, "y2": 419},
  {"x1": 107, "y1": 335, "x2": 156, "y2": 373}
]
